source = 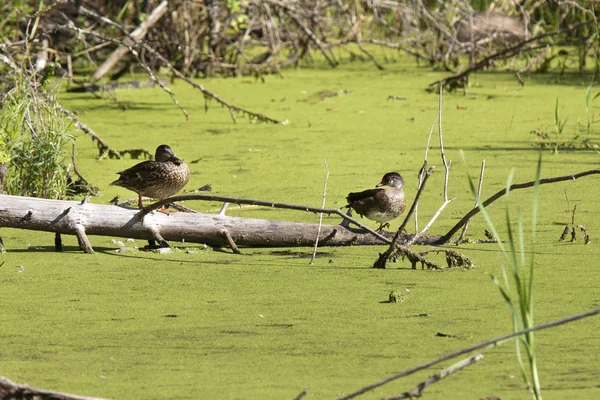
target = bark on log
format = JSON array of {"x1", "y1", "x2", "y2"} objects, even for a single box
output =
[{"x1": 0, "y1": 195, "x2": 439, "y2": 252}]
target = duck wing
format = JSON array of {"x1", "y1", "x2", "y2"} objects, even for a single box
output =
[
  {"x1": 110, "y1": 161, "x2": 169, "y2": 191},
  {"x1": 346, "y1": 188, "x2": 383, "y2": 205}
]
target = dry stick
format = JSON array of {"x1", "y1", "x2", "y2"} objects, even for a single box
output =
[
  {"x1": 74, "y1": 8, "x2": 188, "y2": 121},
  {"x1": 372, "y1": 167, "x2": 434, "y2": 269},
  {"x1": 458, "y1": 159, "x2": 485, "y2": 242},
  {"x1": 415, "y1": 114, "x2": 438, "y2": 232},
  {"x1": 440, "y1": 168, "x2": 600, "y2": 243},
  {"x1": 260, "y1": 0, "x2": 337, "y2": 67},
  {"x1": 222, "y1": 230, "x2": 242, "y2": 254},
  {"x1": 90, "y1": 0, "x2": 168, "y2": 81},
  {"x1": 293, "y1": 389, "x2": 308, "y2": 400},
  {"x1": 438, "y1": 85, "x2": 450, "y2": 203},
  {"x1": 73, "y1": 7, "x2": 279, "y2": 124},
  {"x1": 73, "y1": 224, "x2": 93, "y2": 254},
  {"x1": 140, "y1": 41, "x2": 280, "y2": 124},
  {"x1": 143, "y1": 194, "x2": 391, "y2": 244},
  {"x1": 40, "y1": 91, "x2": 122, "y2": 159},
  {"x1": 339, "y1": 306, "x2": 600, "y2": 400},
  {"x1": 406, "y1": 86, "x2": 453, "y2": 246},
  {"x1": 70, "y1": 142, "x2": 90, "y2": 186},
  {"x1": 570, "y1": 204, "x2": 577, "y2": 242},
  {"x1": 310, "y1": 159, "x2": 329, "y2": 264},
  {"x1": 379, "y1": 353, "x2": 484, "y2": 400},
  {"x1": 350, "y1": 5, "x2": 384, "y2": 70}
]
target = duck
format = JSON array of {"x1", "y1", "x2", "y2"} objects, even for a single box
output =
[
  {"x1": 346, "y1": 172, "x2": 406, "y2": 231},
  {"x1": 111, "y1": 144, "x2": 190, "y2": 210}
]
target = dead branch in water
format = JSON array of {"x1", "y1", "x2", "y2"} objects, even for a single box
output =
[
  {"x1": 440, "y1": 168, "x2": 600, "y2": 244},
  {"x1": 340, "y1": 307, "x2": 600, "y2": 400},
  {"x1": 407, "y1": 86, "x2": 454, "y2": 246},
  {"x1": 379, "y1": 354, "x2": 484, "y2": 400}
]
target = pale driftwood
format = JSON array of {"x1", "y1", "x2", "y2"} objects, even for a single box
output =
[
  {"x1": 0, "y1": 376, "x2": 107, "y2": 400},
  {"x1": 90, "y1": 1, "x2": 169, "y2": 81},
  {"x1": 0, "y1": 195, "x2": 440, "y2": 252}
]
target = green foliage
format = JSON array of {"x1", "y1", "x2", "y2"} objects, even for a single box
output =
[
  {"x1": 553, "y1": 98, "x2": 568, "y2": 153},
  {"x1": 469, "y1": 156, "x2": 543, "y2": 400},
  {"x1": 0, "y1": 74, "x2": 73, "y2": 199}
]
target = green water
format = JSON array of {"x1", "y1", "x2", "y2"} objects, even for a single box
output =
[{"x1": 1, "y1": 56, "x2": 599, "y2": 399}]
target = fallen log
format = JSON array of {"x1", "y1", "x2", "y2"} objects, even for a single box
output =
[
  {"x1": 0, "y1": 376, "x2": 107, "y2": 400},
  {"x1": 0, "y1": 195, "x2": 438, "y2": 253}
]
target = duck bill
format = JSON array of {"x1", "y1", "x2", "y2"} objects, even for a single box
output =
[
  {"x1": 171, "y1": 155, "x2": 183, "y2": 165},
  {"x1": 375, "y1": 182, "x2": 384, "y2": 187}
]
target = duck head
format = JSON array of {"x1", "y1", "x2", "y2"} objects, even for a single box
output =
[
  {"x1": 155, "y1": 144, "x2": 183, "y2": 165},
  {"x1": 376, "y1": 172, "x2": 404, "y2": 188}
]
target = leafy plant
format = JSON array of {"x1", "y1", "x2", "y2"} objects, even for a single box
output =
[
  {"x1": 0, "y1": 69, "x2": 74, "y2": 199},
  {"x1": 469, "y1": 156, "x2": 543, "y2": 400},
  {"x1": 585, "y1": 83, "x2": 600, "y2": 135}
]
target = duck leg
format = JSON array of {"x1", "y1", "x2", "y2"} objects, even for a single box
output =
[
  {"x1": 137, "y1": 194, "x2": 144, "y2": 210},
  {"x1": 377, "y1": 223, "x2": 390, "y2": 232}
]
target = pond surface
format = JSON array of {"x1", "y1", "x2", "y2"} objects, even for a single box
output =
[{"x1": 1, "y1": 56, "x2": 599, "y2": 399}]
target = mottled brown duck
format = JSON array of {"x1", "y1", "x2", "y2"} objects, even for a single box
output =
[
  {"x1": 346, "y1": 172, "x2": 406, "y2": 231},
  {"x1": 111, "y1": 144, "x2": 190, "y2": 211}
]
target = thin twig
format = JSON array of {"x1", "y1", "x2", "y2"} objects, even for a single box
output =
[
  {"x1": 415, "y1": 114, "x2": 438, "y2": 232},
  {"x1": 438, "y1": 85, "x2": 450, "y2": 203},
  {"x1": 379, "y1": 354, "x2": 484, "y2": 400},
  {"x1": 41, "y1": 91, "x2": 122, "y2": 159},
  {"x1": 310, "y1": 158, "x2": 329, "y2": 264},
  {"x1": 406, "y1": 86, "x2": 453, "y2": 245},
  {"x1": 68, "y1": 9, "x2": 189, "y2": 121},
  {"x1": 293, "y1": 389, "x2": 307, "y2": 400},
  {"x1": 339, "y1": 307, "x2": 600, "y2": 400},
  {"x1": 222, "y1": 230, "x2": 242, "y2": 254},
  {"x1": 61, "y1": 9, "x2": 281, "y2": 124},
  {"x1": 142, "y1": 194, "x2": 392, "y2": 244}
]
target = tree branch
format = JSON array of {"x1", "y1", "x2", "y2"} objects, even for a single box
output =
[
  {"x1": 440, "y1": 168, "x2": 600, "y2": 243},
  {"x1": 339, "y1": 307, "x2": 600, "y2": 400}
]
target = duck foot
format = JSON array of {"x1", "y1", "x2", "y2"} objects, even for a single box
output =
[
  {"x1": 377, "y1": 223, "x2": 390, "y2": 232},
  {"x1": 157, "y1": 205, "x2": 170, "y2": 215}
]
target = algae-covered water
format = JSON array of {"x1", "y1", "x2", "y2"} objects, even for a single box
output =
[{"x1": 1, "y1": 56, "x2": 599, "y2": 399}]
